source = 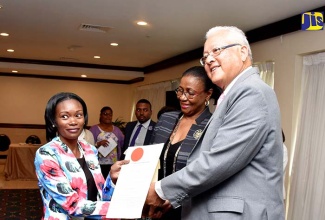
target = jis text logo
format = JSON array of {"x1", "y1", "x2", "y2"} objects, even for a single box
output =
[{"x1": 301, "y1": 12, "x2": 324, "y2": 31}]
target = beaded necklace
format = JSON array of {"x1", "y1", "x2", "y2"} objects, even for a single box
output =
[{"x1": 163, "y1": 115, "x2": 183, "y2": 177}]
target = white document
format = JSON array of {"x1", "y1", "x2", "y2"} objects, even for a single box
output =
[
  {"x1": 98, "y1": 137, "x2": 117, "y2": 157},
  {"x1": 106, "y1": 143, "x2": 164, "y2": 219}
]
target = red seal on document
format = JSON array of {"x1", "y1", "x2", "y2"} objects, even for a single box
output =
[{"x1": 131, "y1": 147, "x2": 144, "y2": 162}]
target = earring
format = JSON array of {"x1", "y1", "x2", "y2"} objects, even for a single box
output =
[
  {"x1": 205, "y1": 100, "x2": 210, "y2": 106},
  {"x1": 52, "y1": 124, "x2": 55, "y2": 127}
]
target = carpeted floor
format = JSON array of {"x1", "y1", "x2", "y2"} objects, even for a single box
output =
[{"x1": 0, "y1": 189, "x2": 43, "y2": 220}]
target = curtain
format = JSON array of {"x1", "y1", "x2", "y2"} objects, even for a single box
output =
[
  {"x1": 254, "y1": 61, "x2": 275, "y2": 89},
  {"x1": 287, "y1": 52, "x2": 325, "y2": 220},
  {"x1": 132, "y1": 81, "x2": 173, "y2": 121}
]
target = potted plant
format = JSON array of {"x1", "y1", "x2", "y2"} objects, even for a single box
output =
[{"x1": 113, "y1": 117, "x2": 126, "y2": 134}]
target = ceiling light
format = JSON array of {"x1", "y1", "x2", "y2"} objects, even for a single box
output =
[
  {"x1": 0, "y1": 5, "x2": 3, "y2": 9},
  {"x1": 59, "y1": 57, "x2": 79, "y2": 62},
  {"x1": 7, "y1": 49, "x2": 14, "y2": 52},
  {"x1": 0, "y1": 33, "x2": 9, "y2": 36},
  {"x1": 94, "y1": 56, "x2": 101, "y2": 59},
  {"x1": 81, "y1": 75, "x2": 87, "y2": 78},
  {"x1": 137, "y1": 21, "x2": 148, "y2": 26},
  {"x1": 12, "y1": 70, "x2": 18, "y2": 73},
  {"x1": 67, "y1": 45, "x2": 82, "y2": 51},
  {"x1": 110, "y1": 43, "x2": 118, "y2": 46}
]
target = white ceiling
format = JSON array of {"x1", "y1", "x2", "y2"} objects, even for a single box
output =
[{"x1": 0, "y1": 0, "x2": 323, "y2": 82}]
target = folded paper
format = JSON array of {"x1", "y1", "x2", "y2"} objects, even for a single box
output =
[{"x1": 106, "y1": 143, "x2": 163, "y2": 219}]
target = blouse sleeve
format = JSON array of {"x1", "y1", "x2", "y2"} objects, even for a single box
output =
[
  {"x1": 89, "y1": 125, "x2": 100, "y2": 143},
  {"x1": 102, "y1": 175, "x2": 115, "y2": 201},
  {"x1": 113, "y1": 126, "x2": 125, "y2": 159}
]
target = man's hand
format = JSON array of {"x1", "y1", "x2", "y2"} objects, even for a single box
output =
[
  {"x1": 161, "y1": 200, "x2": 172, "y2": 214},
  {"x1": 109, "y1": 160, "x2": 129, "y2": 184},
  {"x1": 144, "y1": 182, "x2": 166, "y2": 218}
]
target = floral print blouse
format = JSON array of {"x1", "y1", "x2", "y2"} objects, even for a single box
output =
[{"x1": 34, "y1": 137, "x2": 114, "y2": 220}]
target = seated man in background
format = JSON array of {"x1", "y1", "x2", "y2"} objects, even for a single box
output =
[{"x1": 121, "y1": 99, "x2": 156, "y2": 159}]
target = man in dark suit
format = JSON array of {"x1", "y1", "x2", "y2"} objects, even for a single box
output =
[{"x1": 122, "y1": 99, "x2": 156, "y2": 158}]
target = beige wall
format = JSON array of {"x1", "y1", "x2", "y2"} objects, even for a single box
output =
[
  {"x1": 0, "y1": 77, "x2": 133, "y2": 143},
  {"x1": 0, "y1": 128, "x2": 46, "y2": 144},
  {"x1": 137, "y1": 61, "x2": 200, "y2": 87},
  {"x1": 251, "y1": 30, "x2": 325, "y2": 151},
  {"x1": 0, "y1": 77, "x2": 133, "y2": 125}
]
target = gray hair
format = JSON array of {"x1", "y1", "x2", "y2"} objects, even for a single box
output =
[{"x1": 205, "y1": 26, "x2": 253, "y2": 60}]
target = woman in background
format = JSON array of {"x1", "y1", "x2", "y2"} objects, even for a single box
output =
[
  {"x1": 90, "y1": 106, "x2": 124, "y2": 179},
  {"x1": 150, "y1": 66, "x2": 220, "y2": 219},
  {"x1": 34, "y1": 92, "x2": 127, "y2": 219}
]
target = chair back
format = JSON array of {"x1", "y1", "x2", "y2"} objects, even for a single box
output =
[
  {"x1": 25, "y1": 135, "x2": 41, "y2": 144},
  {"x1": 0, "y1": 134, "x2": 11, "y2": 151}
]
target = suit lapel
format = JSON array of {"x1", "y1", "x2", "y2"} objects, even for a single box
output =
[
  {"x1": 187, "y1": 67, "x2": 259, "y2": 159},
  {"x1": 175, "y1": 108, "x2": 211, "y2": 171},
  {"x1": 144, "y1": 121, "x2": 155, "y2": 145}
]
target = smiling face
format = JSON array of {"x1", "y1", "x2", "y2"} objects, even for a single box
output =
[
  {"x1": 177, "y1": 75, "x2": 211, "y2": 117},
  {"x1": 203, "y1": 30, "x2": 250, "y2": 90},
  {"x1": 55, "y1": 99, "x2": 85, "y2": 144}
]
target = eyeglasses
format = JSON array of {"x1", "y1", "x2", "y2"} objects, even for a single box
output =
[
  {"x1": 200, "y1": 43, "x2": 241, "y2": 66},
  {"x1": 101, "y1": 112, "x2": 112, "y2": 116},
  {"x1": 175, "y1": 88, "x2": 202, "y2": 99}
]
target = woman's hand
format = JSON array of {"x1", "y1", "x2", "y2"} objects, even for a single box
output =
[
  {"x1": 110, "y1": 160, "x2": 130, "y2": 184},
  {"x1": 96, "y1": 140, "x2": 109, "y2": 147}
]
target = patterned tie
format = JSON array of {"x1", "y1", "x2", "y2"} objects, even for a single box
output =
[
  {"x1": 216, "y1": 93, "x2": 225, "y2": 108},
  {"x1": 130, "y1": 124, "x2": 142, "y2": 146}
]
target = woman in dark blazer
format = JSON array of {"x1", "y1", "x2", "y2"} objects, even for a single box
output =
[{"x1": 150, "y1": 66, "x2": 220, "y2": 220}]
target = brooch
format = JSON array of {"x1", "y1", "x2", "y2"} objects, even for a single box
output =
[
  {"x1": 148, "y1": 126, "x2": 153, "y2": 131},
  {"x1": 193, "y1": 129, "x2": 203, "y2": 140},
  {"x1": 87, "y1": 161, "x2": 96, "y2": 170}
]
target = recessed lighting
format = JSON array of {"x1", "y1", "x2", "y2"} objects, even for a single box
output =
[
  {"x1": 0, "y1": 5, "x2": 3, "y2": 9},
  {"x1": 94, "y1": 56, "x2": 100, "y2": 59},
  {"x1": 81, "y1": 75, "x2": 87, "y2": 78},
  {"x1": 110, "y1": 43, "x2": 118, "y2": 46},
  {"x1": 67, "y1": 45, "x2": 82, "y2": 51},
  {"x1": 7, "y1": 49, "x2": 14, "y2": 52},
  {"x1": 12, "y1": 70, "x2": 18, "y2": 73},
  {"x1": 137, "y1": 21, "x2": 148, "y2": 26},
  {"x1": 0, "y1": 33, "x2": 9, "y2": 37}
]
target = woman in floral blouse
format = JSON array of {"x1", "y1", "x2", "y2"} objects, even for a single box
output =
[{"x1": 34, "y1": 92, "x2": 128, "y2": 220}]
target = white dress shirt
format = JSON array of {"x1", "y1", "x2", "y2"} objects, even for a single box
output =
[{"x1": 130, "y1": 119, "x2": 152, "y2": 146}]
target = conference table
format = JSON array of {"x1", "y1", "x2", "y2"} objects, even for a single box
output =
[{"x1": 4, "y1": 143, "x2": 41, "y2": 181}]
